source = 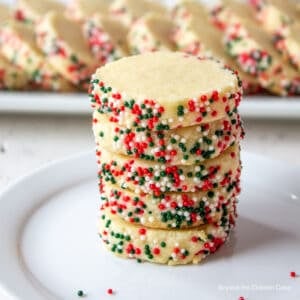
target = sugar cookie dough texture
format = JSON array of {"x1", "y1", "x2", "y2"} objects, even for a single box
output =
[{"x1": 91, "y1": 52, "x2": 244, "y2": 265}]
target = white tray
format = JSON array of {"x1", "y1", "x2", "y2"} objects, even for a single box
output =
[
  {"x1": 0, "y1": 151, "x2": 300, "y2": 300},
  {"x1": 1, "y1": 92, "x2": 300, "y2": 119}
]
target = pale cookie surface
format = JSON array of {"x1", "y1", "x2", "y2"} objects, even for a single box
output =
[
  {"x1": 99, "y1": 178, "x2": 240, "y2": 229},
  {"x1": 93, "y1": 110, "x2": 244, "y2": 165},
  {"x1": 0, "y1": 21, "x2": 74, "y2": 91},
  {"x1": 15, "y1": 0, "x2": 65, "y2": 23},
  {"x1": 36, "y1": 12, "x2": 97, "y2": 87},
  {"x1": 0, "y1": 55, "x2": 29, "y2": 90},
  {"x1": 83, "y1": 15, "x2": 129, "y2": 64},
  {"x1": 96, "y1": 143, "x2": 241, "y2": 195},
  {"x1": 128, "y1": 13, "x2": 176, "y2": 54},
  {"x1": 110, "y1": 0, "x2": 167, "y2": 26},
  {"x1": 173, "y1": 1, "x2": 262, "y2": 94},
  {"x1": 98, "y1": 203, "x2": 236, "y2": 265},
  {"x1": 90, "y1": 52, "x2": 242, "y2": 129},
  {"x1": 66, "y1": 0, "x2": 110, "y2": 21},
  {"x1": 0, "y1": 3, "x2": 10, "y2": 24}
]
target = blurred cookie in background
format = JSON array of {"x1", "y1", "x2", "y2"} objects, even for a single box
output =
[
  {"x1": 0, "y1": 20, "x2": 74, "y2": 91},
  {"x1": 36, "y1": 12, "x2": 97, "y2": 89},
  {"x1": 14, "y1": 0, "x2": 65, "y2": 24},
  {"x1": 128, "y1": 13, "x2": 176, "y2": 54},
  {"x1": 0, "y1": 55, "x2": 29, "y2": 90},
  {"x1": 66, "y1": 0, "x2": 111, "y2": 22},
  {"x1": 83, "y1": 14, "x2": 129, "y2": 64},
  {"x1": 110, "y1": 0, "x2": 167, "y2": 26}
]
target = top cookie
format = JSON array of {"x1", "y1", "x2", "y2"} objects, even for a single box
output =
[{"x1": 90, "y1": 52, "x2": 242, "y2": 130}]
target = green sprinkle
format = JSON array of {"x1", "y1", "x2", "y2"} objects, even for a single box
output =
[
  {"x1": 160, "y1": 241, "x2": 166, "y2": 248},
  {"x1": 77, "y1": 290, "x2": 85, "y2": 297},
  {"x1": 207, "y1": 191, "x2": 215, "y2": 198}
]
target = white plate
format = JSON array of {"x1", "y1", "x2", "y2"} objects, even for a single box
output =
[
  {"x1": 0, "y1": 151, "x2": 300, "y2": 300},
  {"x1": 1, "y1": 92, "x2": 300, "y2": 119}
]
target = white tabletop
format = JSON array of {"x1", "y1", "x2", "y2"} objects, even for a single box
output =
[{"x1": 1, "y1": 115, "x2": 300, "y2": 190}]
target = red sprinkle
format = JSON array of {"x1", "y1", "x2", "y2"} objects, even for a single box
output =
[
  {"x1": 191, "y1": 236, "x2": 198, "y2": 243},
  {"x1": 290, "y1": 271, "x2": 297, "y2": 278},
  {"x1": 138, "y1": 228, "x2": 146, "y2": 235},
  {"x1": 200, "y1": 95, "x2": 207, "y2": 102},
  {"x1": 153, "y1": 248, "x2": 161, "y2": 255},
  {"x1": 211, "y1": 110, "x2": 218, "y2": 117},
  {"x1": 107, "y1": 288, "x2": 113, "y2": 295}
]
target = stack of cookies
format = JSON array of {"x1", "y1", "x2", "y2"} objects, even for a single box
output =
[{"x1": 90, "y1": 51, "x2": 244, "y2": 265}]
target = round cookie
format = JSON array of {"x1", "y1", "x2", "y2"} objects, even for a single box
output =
[
  {"x1": 110, "y1": 0, "x2": 167, "y2": 26},
  {"x1": 98, "y1": 202, "x2": 237, "y2": 265},
  {"x1": 36, "y1": 12, "x2": 97, "y2": 88},
  {"x1": 89, "y1": 52, "x2": 242, "y2": 130},
  {"x1": 99, "y1": 177, "x2": 240, "y2": 229},
  {"x1": 0, "y1": 55, "x2": 29, "y2": 90},
  {"x1": 66, "y1": 0, "x2": 110, "y2": 22},
  {"x1": 128, "y1": 13, "x2": 176, "y2": 54},
  {"x1": 172, "y1": 1, "x2": 263, "y2": 95},
  {"x1": 83, "y1": 15, "x2": 129, "y2": 64},
  {"x1": 96, "y1": 143, "x2": 241, "y2": 195},
  {"x1": 93, "y1": 110, "x2": 244, "y2": 165},
  {"x1": 211, "y1": 1, "x2": 300, "y2": 96},
  {"x1": 0, "y1": 21, "x2": 74, "y2": 91},
  {"x1": 14, "y1": 0, "x2": 65, "y2": 24}
]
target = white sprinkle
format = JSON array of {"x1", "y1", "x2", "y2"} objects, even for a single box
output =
[{"x1": 291, "y1": 193, "x2": 299, "y2": 200}]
